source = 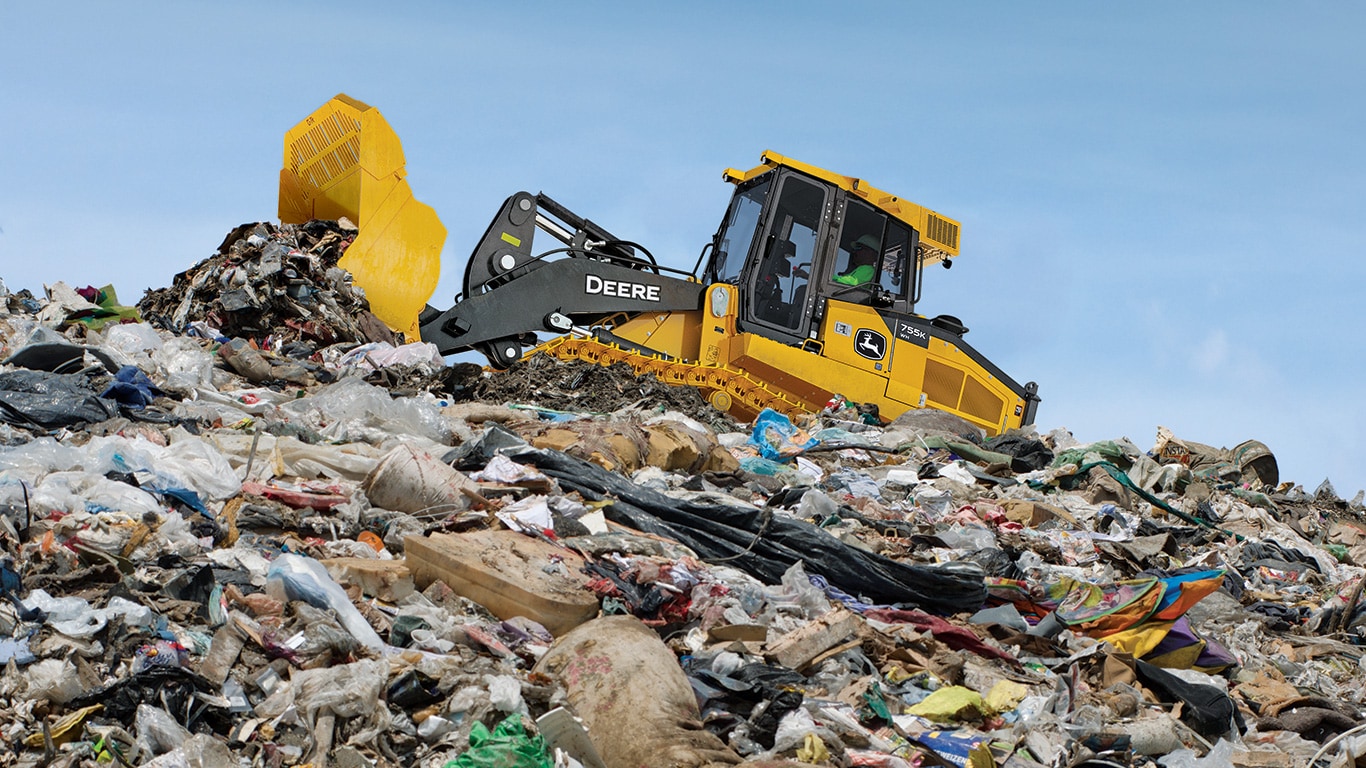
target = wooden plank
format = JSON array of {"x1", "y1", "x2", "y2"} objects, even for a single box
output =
[
  {"x1": 321, "y1": 557, "x2": 414, "y2": 601},
  {"x1": 765, "y1": 608, "x2": 861, "y2": 669},
  {"x1": 404, "y1": 530, "x2": 598, "y2": 636},
  {"x1": 1231, "y1": 750, "x2": 1294, "y2": 768}
]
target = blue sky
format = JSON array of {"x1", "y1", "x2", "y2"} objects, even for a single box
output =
[{"x1": 4, "y1": 2, "x2": 1364, "y2": 496}]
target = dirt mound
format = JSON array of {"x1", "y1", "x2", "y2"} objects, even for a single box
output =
[{"x1": 466, "y1": 352, "x2": 738, "y2": 426}]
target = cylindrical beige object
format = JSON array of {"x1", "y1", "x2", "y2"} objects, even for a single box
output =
[{"x1": 362, "y1": 444, "x2": 473, "y2": 514}]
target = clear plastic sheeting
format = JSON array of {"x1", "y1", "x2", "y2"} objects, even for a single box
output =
[{"x1": 279, "y1": 377, "x2": 454, "y2": 444}]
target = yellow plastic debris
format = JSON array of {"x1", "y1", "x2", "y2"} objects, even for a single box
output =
[
  {"x1": 23, "y1": 704, "x2": 103, "y2": 748},
  {"x1": 797, "y1": 732, "x2": 830, "y2": 763},
  {"x1": 985, "y1": 679, "x2": 1029, "y2": 713},
  {"x1": 1101, "y1": 619, "x2": 1177, "y2": 660},
  {"x1": 906, "y1": 685, "x2": 989, "y2": 722}
]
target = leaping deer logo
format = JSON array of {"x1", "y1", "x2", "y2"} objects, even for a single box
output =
[{"x1": 854, "y1": 329, "x2": 886, "y2": 361}]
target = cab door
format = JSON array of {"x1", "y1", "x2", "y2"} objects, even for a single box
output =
[{"x1": 741, "y1": 173, "x2": 829, "y2": 342}]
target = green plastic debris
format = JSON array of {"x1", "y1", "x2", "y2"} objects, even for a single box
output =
[
  {"x1": 1051, "y1": 440, "x2": 1133, "y2": 470},
  {"x1": 920, "y1": 435, "x2": 1015, "y2": 468},
  {"x1": 63, "y1": 285, "x2": 142, "y2": 330},
  {"x1": 862, "y1": 681, "x2": 893, "y2": 723},
  {"x1": 445, "y1": 715, "x2": 551, "y2": 768}
]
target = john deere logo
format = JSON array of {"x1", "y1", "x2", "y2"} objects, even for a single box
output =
[{"x1": 854, "y1": 329, "x2": 886, "y2": 361}]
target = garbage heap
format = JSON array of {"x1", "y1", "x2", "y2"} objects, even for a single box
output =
[{"x1": 3, "y1": 234, "x2": 1366, "y2": 768}]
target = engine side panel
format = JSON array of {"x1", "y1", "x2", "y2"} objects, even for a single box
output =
[{"x1": 811, "y1": 301, "x2": 1031, "y2": 434}]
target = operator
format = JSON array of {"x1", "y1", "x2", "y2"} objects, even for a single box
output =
[{"x1": 833, "y1": 234, "x2": 879, "y2": 286}]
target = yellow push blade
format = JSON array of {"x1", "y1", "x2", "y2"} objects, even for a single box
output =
[{"x1": 279, "y1": 94, "x2": 446, "y2": 340}]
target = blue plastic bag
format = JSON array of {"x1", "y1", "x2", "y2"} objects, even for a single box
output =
[{"x1": 749, "y1": 408, "x2": 817, "y2": 461}]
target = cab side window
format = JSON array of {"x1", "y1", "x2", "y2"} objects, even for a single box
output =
[
  {"x1": 878, "y1": 221, "x2": 912, "y2": 300},
  {"x1": 831, "y1": 200, "x2": 886, "y2": 287}
]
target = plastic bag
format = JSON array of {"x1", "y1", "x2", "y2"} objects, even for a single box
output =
[
  {"x1": 140, "y1": 733, "x2": 237, "y2": 768},
  {"x1": 738, "y1": 456, "x2": 792, "y2": 476},
  {"x1": 0, "y1": 370, "x2": 119, "y2": 429},
  {"x1": 486, "y1": 674, "x2": 529, "y2": 715},
  {"x1": 24, "y1": 658, "x2": 84, "y2": 703},
  {"x1": 152, "y1": 336, "x2": 216, "y2": 395},
  {"x1": 445, "y1": 714, "x2": 552, "y2": 768},
  {"x1": 280, "y1": 377, "x2": 452, "y2": 445},
  {"x1": 208, "y1": 432, "x2": 382, "y2": 482},
  {"x1": 0, "y1": 437, "x2": 88, "y2": 472},
  {"x1": 265, "y1": 554, "x2": 384, "y2": 651},
  {"x1": 826, "y1": 468, "x2": 881, "y2": 499},
  {"x1": 292, "y1": 658, "x2": 387, "y2": 722},
  {"x1": 93, "y1": 432, "x2": 241, "y2": 501},
  {"x1": 760, "y1": 561, "x2": 830, "y2": 621},
  {"x1": 102, "y1": 322, "x2": 164, "y2": 356},
  {"x1": 337, "y1": 340, "x2": 444, "y2": 371},
  {"x1": 1157, "y1": 739, "x2": 1235, "y2": 768},
  {"x1": 796, "y1": 489, "x2": 837, "y2": 521},
  {"x1": 31, "y1": 469, "x2": 162, "y2": 520},
  {"x1": 938, "y1": 524, "x2": 999, "y2": 552},
  {"x1": 136, "y1": 703, "x2": 192, "y2": 756},
  {"x1": 913, "y1": 487, "x2": 955, "y2": 520},
  {"x1": 770, "y1": 707, "x2": 819, "y2": 754},
  {"x1": 748, "y1": 408, "x2": 817, "y2": 461}
]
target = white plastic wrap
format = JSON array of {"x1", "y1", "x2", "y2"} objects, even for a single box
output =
[
  {"x1": 291, "y1": 658, "x2": 388, "y2": 743},
  {"x1": 92, "y1": 432, "x2": 241, "y2": 501},
  {"x1": 265, "y1": 554, "x2": 384, "y2": 651},
  {"x1": 24, "y1": 658, "x2": 84, "y2": 703},
  {"x1": 758, "y1": 561, "x2": 830, "y2": 622},
  {"x1": 139, "y1": 733, "x2": 237, "y2": 768},
  {"x1": 0, "y1": 432, "x2": 238, "y2": 508},
  {"x1": 335, "y1": 341, "x2": 444, "y2": 372},
  {"x1": 31, "y1": 470, "x2": 163, "y2": 519},
  {"x1": 0, "y1": 437, "x2": 88, "y2": 476},
  {"x1": 208, "y1": 432, "x2": 382, "y2": 482},
  {"x1": 136, "y1": 703, "x2": 192, "y2": 756},
  {"x1": 153, "y1": 336, "x2": 216, "y2": 394},
  {"x1": 102, "y1": 323, "x2": 165, "y2": 356},
  {"x1": 280, "y1": 378, "x2": 453, "y2": 445},
  {"x1": 485, "y1": 673, "x2": 528, "y2": 715}
]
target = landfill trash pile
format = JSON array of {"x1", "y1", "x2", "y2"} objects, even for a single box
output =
[
  {"x1": 4, "y1": 228, "x2": 1366, "y2": 768},
  {"x1": 137, "y1": 219, "x2": 400, "y2": 348},
  {"x1": 462, "y1": 352, "x2": 736, "y2": 428}
]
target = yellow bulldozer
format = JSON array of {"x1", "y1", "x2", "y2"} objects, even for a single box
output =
[{"x1": 279, "y1": 95, "x2": 1039, "y2": 434}]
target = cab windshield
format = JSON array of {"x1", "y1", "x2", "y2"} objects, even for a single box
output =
[{"x1": 706, "y1": 176, "x2": 772, "y2": 284}]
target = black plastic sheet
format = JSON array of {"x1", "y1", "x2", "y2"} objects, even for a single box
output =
[
  {"x1": 488, "y1": 436, "x2": 986, "y2": 614},
  {"x1": 1135, "y1": 659, "x2": 1245, "y2": 738},
  {"x1": 984, "y1": 434, "x2": 1054, "y2": 472},
  {"x1": 0, "y1": 370, "x2": 119, "y2": 429}
]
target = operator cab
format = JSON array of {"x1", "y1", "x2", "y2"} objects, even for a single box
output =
[{"x1": 703, "y1": 153, "x2": 955, "y2": 346}]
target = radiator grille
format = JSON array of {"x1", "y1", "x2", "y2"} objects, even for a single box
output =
[
  {"x1": 923, "y1": 359, "x2": 965, "y2": 409},
  {"x1": 925, "y1": 213, "x2": 960, "y2": 251},
  {"x1": 959, "y1": 374, "x2": 1004, "y2": 425}
]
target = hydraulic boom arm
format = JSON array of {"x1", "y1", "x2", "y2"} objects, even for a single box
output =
[{"x1": 418, "y1": 191, "x2": 704, "y2": 367}]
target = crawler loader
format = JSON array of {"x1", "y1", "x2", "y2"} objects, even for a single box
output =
[{"x1": 279, "y1": 95, "x2": 1039, "y2": 434}]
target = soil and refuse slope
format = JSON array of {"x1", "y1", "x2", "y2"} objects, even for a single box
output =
[{"x1": 1, "y1": 221, "x2": 1366, "y2": 767}]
